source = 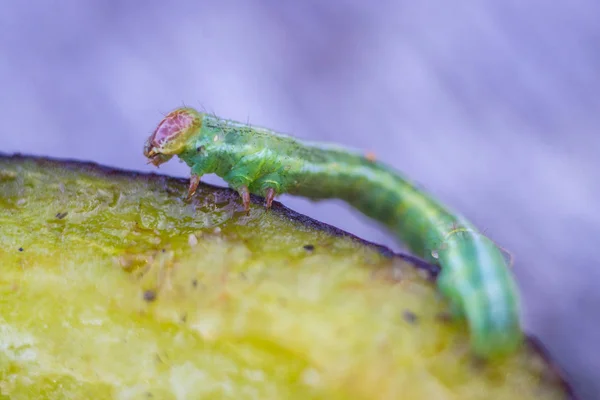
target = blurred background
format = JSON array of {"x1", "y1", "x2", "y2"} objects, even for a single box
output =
[{"x1": 1, "y1": 1, "x2": 598, "y2": 398}]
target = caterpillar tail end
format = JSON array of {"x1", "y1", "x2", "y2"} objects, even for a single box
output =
[
  {"x1": 471, "y1": 328, "x2": 524, "y2": 360},
  {"x1": 467, "y1": 300, "x2": 524, "y2": 359},
  {"x1": 438, "y1": 273, "x2": 524, "y2": 359}
]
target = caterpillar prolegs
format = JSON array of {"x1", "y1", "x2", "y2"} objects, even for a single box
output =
[{"x1": 144, "y1": 107, "x2": 523, "y2": 358}]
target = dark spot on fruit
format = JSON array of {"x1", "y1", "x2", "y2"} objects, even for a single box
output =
[
  {"x1": 303, "y1": 244, "x2": 315, "y2": 251},
  {"x1": 403, "y1": 310, "x2": 418, "y2": 324},
  {"x1": 143, "y1": 290, "x2": 157, "y2": 302}
]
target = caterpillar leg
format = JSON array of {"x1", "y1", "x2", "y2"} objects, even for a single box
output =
[
  {"x1": 250, "y1": 174, "x2": 282, "y2": 211},
  {"x1": 185, "y1": 174, "x2": 201, "y2": 201},
  {"x1": 237, "y1": 185, "x2": 251, "y2": 213},
  {"x1": 265, "y1": 187, "x2": 276, "y2": 210},
  {"x1": 223, "y1": 167, "x2": 256, "y2": 214}
]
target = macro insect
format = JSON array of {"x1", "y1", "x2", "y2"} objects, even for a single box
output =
[{"x1": 144, "y1": 107, "x2": 523, "y2": 358}]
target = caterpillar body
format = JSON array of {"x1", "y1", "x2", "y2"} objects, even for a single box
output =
[{"x1": 144, "y1": 107, "x2": 523, "y2": 358}]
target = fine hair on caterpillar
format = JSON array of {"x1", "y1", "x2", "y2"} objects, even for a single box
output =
[{"x1": 144, "y1": 107, "x2": 523, "y2": 359}]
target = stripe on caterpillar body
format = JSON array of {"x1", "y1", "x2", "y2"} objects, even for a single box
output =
[{"x1": 144, "y1": 107, "x2": 523, "y2": 358}]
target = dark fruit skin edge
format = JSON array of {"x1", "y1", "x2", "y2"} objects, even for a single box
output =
[{"x1": 0, "y1": 152, "x2": 578, "y2": 399}]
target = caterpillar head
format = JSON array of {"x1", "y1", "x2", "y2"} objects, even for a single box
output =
[{"x1": 144, "y1": 108, "x2": 202, "y2": 166}]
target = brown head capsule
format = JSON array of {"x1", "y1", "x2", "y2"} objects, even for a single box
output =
[{"x1": 144, "y1": 108, "x2": 202, "y2": 166}]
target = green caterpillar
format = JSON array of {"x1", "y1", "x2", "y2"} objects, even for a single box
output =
[{"x1": 144, "y1": 107, "x2": 523, "y2": 358}]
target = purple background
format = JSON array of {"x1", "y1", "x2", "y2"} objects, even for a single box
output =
[{"x1": 2, "y1": 1, "x2": 598, "y2": 398}]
